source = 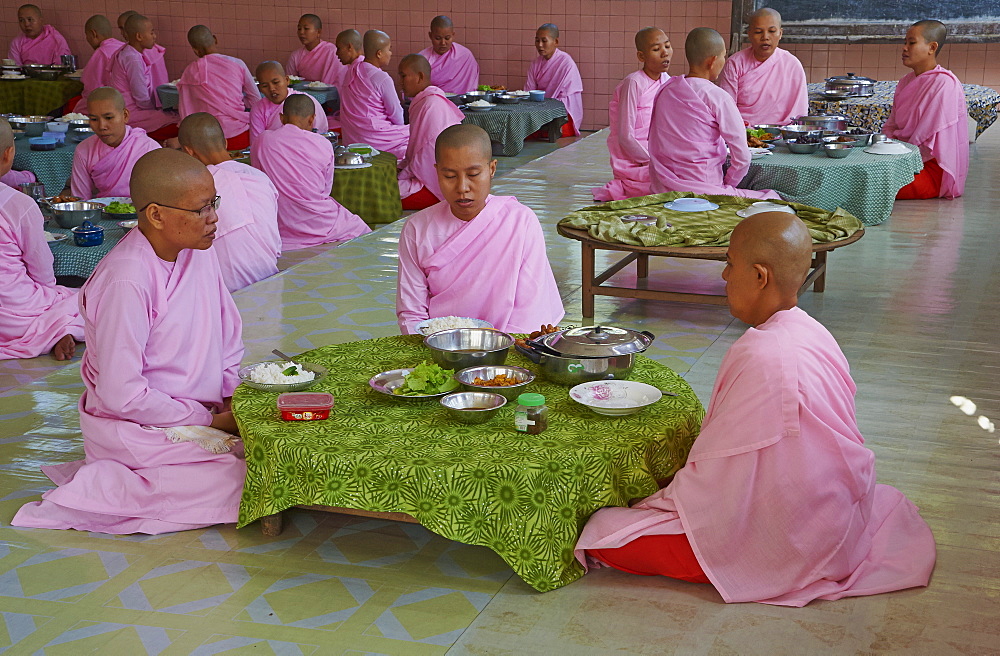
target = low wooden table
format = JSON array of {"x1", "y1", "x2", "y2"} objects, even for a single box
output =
[{"x1": 558, "y1": 224, "x2": 865, "y2": 317}]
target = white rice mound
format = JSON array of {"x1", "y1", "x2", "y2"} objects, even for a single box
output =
[
  {"x1": 422, "y1": 316, "x2": 482, "y2": 334},
  {"x1": 249, "y1": 361, "x2": 315, "y2": 385}
]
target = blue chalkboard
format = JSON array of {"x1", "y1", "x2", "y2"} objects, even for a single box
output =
[{"x1": 760, "y1": 0, "x2": 1000, "y2": 23}]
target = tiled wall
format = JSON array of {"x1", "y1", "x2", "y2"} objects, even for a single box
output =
[{"x1": 3, "y1": 1, "x2": 994, "y2": 130}]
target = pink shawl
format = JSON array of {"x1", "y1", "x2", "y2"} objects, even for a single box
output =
[
  {"x1": 287, "y1": 40, "x2": 345, "y2": 86},
  {"x1": 248, "y1": 89, "x2": 327, "y2": 146},
  {"x1": 8, "y1": 24, "x2": 71, "y2": 66},
  {"x1": 526, "y1": 49, "x2": 584, "y2": 135},
  {"x1": 418, "y1": 42, "x2": 480, "y2": 94},
  {"x1": 144, "y1": 43, "x2": 169, "y2": 90},
  {"x1": 75, "y1": 37, "x2": 125, "y2": 113},
  {"x1": 717, "y1": 47, "x2": 808, "y2": 126},
  {"x1": 398, "y1": 85, "x2": 464, "y2": 200},
  {"x1": 178, "y1": 54, "x2": 259, "y2": 138},
  {"x1": 339, "y1": 59, "x2": 410, "y2": 158},
  {"x1": 70, "y1": 126, "x2": 161, "y2": 199}
]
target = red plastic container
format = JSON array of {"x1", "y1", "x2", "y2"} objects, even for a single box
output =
[{"x1": 277, "y1": 392, "x2": 334, "y2": 421}]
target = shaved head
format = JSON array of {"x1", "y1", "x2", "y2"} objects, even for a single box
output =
[
  {"x1": 130, "y1": 149, "x2": 212, "y2": 213},
  {"x1": 430, "y1": 15, "x2": 453, "y2": 30},
  {"x1": 732, "y1": 212, "x2": 813, "y2": 293},
  {"x1": 178, "y1": 112, "x2": 227, "y2": 153},
  {"x1": 255, "y1": 60, "x2": 285, "y2": 78},
  {"x1": 117, "y1": 10, "x2": 137, "y2": 28},
  {"x1": 749, "y1": 7, "x2": 782, "y2": 27},
  {"x1": 538, "y1": 23, "x2": 559, "y2": 39},
  {"x1": 282, "y1": 93, "x2": 314, "y2": 118},
  {"x1": 400, "y1": 53, "x2": 431, "y2": 78},
  {"x1": 336, "y1": 28, "x2": 362, "y2": 49},
  {"x1": 364, "y1": 29, "x2": 391, "y2": 60},
  {"x1": 18, "y1": 4, "x2": 40, "y2": 17},
  {"x1": 123, "y1": 14, "x2": 149, "y2": 36},
  {"x1": 187, "y1": 24, "x2": 215, "y2": 49},
  {"x1": 435, "y1": 124, "x2": 492, "y2": 162},
  {"x1": 635, "y1": 26, "x2": 666, "y2": 51},
  {"x1": 88, "y1": 86, "x2": 126, "y2": 111},
  {"x1": 0, "y1": 118, "x2": 13, "y2": 153},
  {"x1": 913, "y1": 19, "x2": 947, "y2": 52},
  {"x1": 300, "y1": 13, "x2": 321, "y2": 30},
  {"x1": 686, "y1": 27, "x2": 726, "y2": 66},
  {"x1": 85, "y1": 14, "x2": 114, "y2": 37}
]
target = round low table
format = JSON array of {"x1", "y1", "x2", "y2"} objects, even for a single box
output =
[
  {"x1": 461, "y1": 98, "x2": 568, "y2": 156},
  {"x1": 0, "y1": 77, "x2": 83, "y2": 115},
  {"x1": 232, "y1": 335, "x2": 704, "y2": 592},
  {"x1": 330, "y1": 151, "x2": 402, "y2": 226},
  {"x1": 46, "y1": 217, "x2": 131, "y2": 282},
  {"x1": 741, "y1": 141, "x2": 923, "y2": 226},
  {"x1": 13, "y1": 135, "x2": 79, "y2": 195}
]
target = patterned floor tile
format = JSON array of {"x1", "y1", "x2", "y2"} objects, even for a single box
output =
[
  {"x1": 0, "y1": 612, "x2": 52, "y2": 653},
  {"x1": 0, "y1": 548, "x2": 133, "y2": 602},
  {"x1": 432, "y1": 543, "x2": 513, "y2": 583},
  {"x1": 35, "y1": 621, "x2": 183, "y2": 655},
  {"x1": 307, "y1": 523, "x2": 434, "y2": 569},
  {"x1": 190, "y1": 634, "x2": 319, "y2": 655},
  {"x1": 106, "y1": 559, "x2": 257, "y2": 615},
  {"x1": 364, "y1": 587, "x2": 492, "y2": 646},
  {"x1": 235, "y1": 572, "x2": 377, "y2": 630}
]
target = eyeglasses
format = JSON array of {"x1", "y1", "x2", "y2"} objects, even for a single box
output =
[{"x1": 138, "y1": 195, "x2": 221, "y2": 218}]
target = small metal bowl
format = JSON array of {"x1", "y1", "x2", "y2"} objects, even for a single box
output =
[
  {"x1": 454, "y1": 365, "x2": 535, "y2": 401},
  {"x1": 785, "y1": 139, "x2": 821, "y2": 154},
  {"x1": 424, "y1": 328, "x2": 514, "y2": 371},
  {"x1": 870, "y1": 133, "x2": 889, "y2": 143},
  {"x1": 67, "y1": 118, "x2": 91, "y2": 130},
  {"x1": 822, "y1": 143, "x2": 854, "y2": 158},
  {"x1": 440, "y1": 391, "x2": 506, "y2": 424},
  {"x1": 494, "y1": 94, "x2": 520, "y2": 104},
  {"x1": 822, "y1": 135, "x2": 860, "y2": 148},
  {"x1": 465, "y1": 90, "x2": 494, "y2": 103},
  {"x1": 751, "y1": 124, "x2": 782, "y2": 137},
  {"x1": 71, "y1": 128, "x2": 94, "y2": 142},
  {"x1": 335, "y1": 152, "x2": 364, "y2": 166}
]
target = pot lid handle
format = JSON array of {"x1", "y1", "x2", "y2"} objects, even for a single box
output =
[{"x1": 586, "y1": 325, "x2": 611, "y2": 342}]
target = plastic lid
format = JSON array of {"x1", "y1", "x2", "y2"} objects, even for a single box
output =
[
  {"x1": 277, "y1": 392, "x2": 334, "y2": 409},
  {"x1": 517, "y1": 393, "x2": 545, "y2": 406}
]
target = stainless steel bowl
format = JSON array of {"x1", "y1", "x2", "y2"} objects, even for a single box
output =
[
  {"x1": 822, "y1": 135, "x2": 860, "y2": 148},
  {"x1": 822, "y1": 143, "x2": 854, "y2": 158},
  {"x1": 779, "y1": 124, "x2": 821, "y2": 141},
  {"x1": 22, "y1": 65, "x2": 66, "y2": 81},
  {"x1": 446, "y1": 93, "x2": 465, "y2": 105},
  {"x1": 335, "y1": 152, "x2": 364, "y2": 166},
  {"x1": 870, "y1": 133, "x2": 889, "y2": 143},
  {"x1": 494, "y1": 94, "x2": 520, "y2": 104},
  {"x1": 454, "y1": 365, "x2": 535, "y2": 401},
  {"x1": 465, "y1": 90, "x2": 494, "y2": 103},
  {"x1": 440, "y1": 391, "x2": 506, "y2": 424},
  {"x1": 751, "y1": 124, "x2": 782, "y2": 136},
  {"x1": 48, "y1": 201, "x2": 105, "y2": 228},
  {"x1": 785, "y1": 139, "x2": 822, "y2": 154},
  {"x1": 71, "y1": 128, "x2": 94, "y2": 142},
  {"x1": 9, "y1": 115, "x2": 49, "y2": 137},
  {"x1": 797, "y1": 114, "x2": 849, "y2": 131},
  {"x1": 67, "y1": 119, "x2": 90, "y2": 130},
  {"x1": 423, "y1": 328, "x2": 513, "y2": 370}
]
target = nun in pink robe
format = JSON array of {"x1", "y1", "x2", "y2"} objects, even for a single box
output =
[
  {"x1": 144, "y1": 43, "x2": 169, "y2": 89},
  {"x1": 417, "y1": 42, "x2": 479, "y2": 94},
  {"x1": 206, "y1": 160, "x2": 281, "y2": 292},
  {"x1": 0, "y1": 184, "x2": 84, "y2": 360},
  {"x1": 593, "y1": 69, "x2": 668, "y2": 202},
  {"x1": 576, "y1": 306, "x2": 936, "y2": 606},
  {"x1": 70, "y1": 126, "x2": 161, "y2": 199},
  {"x1": 882, "y1": 65, "x2": 969, "y2": 199},
  {"x1": 339, "y1": 58, "x2": 410, "y2": 158},
  {"x1": 247, "y1": 90, "x2": 327, "y2": 145},
  {"x1": 178, "y1": 54, "x2": 260, "y2": 140},
  {"x1": 256, "y1": 123, "x2": 371, "y2": 251},
  {"x1": 398, "y1": 85, "x2": 465, "y2": 202},
  {"x1": 648, "y1": 75, "x2": 780, "y2": 200},
  {"x1": 73, "y1": 37, "x2": 125, "y2": 114},
  {"x1": 287, "y1": 40, "x2": 345, "y2": 86},
  {"x1": 108, "y1": 44, "x2": 176, "y2": 133},
  {"x1": 1, "y1": 169, "x2": 35, "y2": 188},
  {"x1": 526, "y1": 49, "x2": 584, "y2": 136},
  {"x1": 396, "y1": 195, "x2": 564, "y2": 334},
  {"x1": 11, "y1": 228, "x2": 246, "y2": 534},
  {"x1": 717, "y1": 47, "x2": 808, "y2": 126},
  {"x1": 8, "y1": 24, "x2": 71, "y2": 66}
]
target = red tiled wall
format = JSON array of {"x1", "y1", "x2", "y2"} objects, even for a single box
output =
[{"x1": 2, "y1": 1, "x2": 993, "y2": 130}]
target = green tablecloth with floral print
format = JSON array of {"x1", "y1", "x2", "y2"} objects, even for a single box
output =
[
  {"x1": 232, "y1": 335, "x2": 704, "y2": 592},
  {"x1": 330, "y1": 151, "x2": 402, "y2": 226},
  {"x1": 0, "y1": 78, "x2": 83, "y2": 115}
]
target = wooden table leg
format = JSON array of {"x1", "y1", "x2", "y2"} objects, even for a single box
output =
[
  {"x1": 260, "y1": 512, "x2": 284, "y2": 537},
  {"x1": 582, "y1": 242, "x2": 595, "y2": 318},
  {"x1": 813, "y1": 251, "x2": 827, "y2": 292},
  {"x1": 636, "y1": 254, "x2": 649, "y2": 279}
]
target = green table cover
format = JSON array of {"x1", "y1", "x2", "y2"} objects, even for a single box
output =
[
  {"x1": 461, "y1": 98, "x2": 568, "y2": 156},
  {"x1": 741, "y1": 141, "x2": 923, "y2": 226},
  {"x1": 807, "y1": 81, "x2": 1000, "y2": 138},
  {"x1": 559, "y1": 191, "x2": 863, "y2": 247},
  {"x1": 331, "y1": 151, "x2": 402, "y2": 226},
  {"x1": 0, "y1": 78, "x2": 83, "y2": 115},
  {"x1": 232, "y1": 335, "x2": 704, "y2": 592},
  {"x1": 13, "y1": 134, "x2": 78, "y2": 194},
  {"x1": 46, "y1": 218, "x2": 131, "y2": 279}
]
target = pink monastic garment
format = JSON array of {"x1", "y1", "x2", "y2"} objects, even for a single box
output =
[
  {"x1": 206, "y1": 159, "x2": 281, "y2": 292},
  {"x1": 396, "y1": 195, "x2": 564, "y2": 334},
  {"x1": 882, "y1": 65, "x2": 969, "y2": 199},
  {"x1": 178, "y1": 54, "x2": 260, "y2": 139},
  {"x1": 74, "y1": 37, "x2": 125, "y2": 114},
  {"x1": 717, "y1": 47, "x2": 808, "y2": 126},
  {"x1": 108, "y1": 44, "x2": 176, "y2": 133},
  {"x1": 1, "y1": 169, "x2": 35, "y2": 188},
  {"x1": 339, "y1": 59, "x2": 410, "y2": 158},
  {"x1": 648, "y1": 76, "x2": 780, "y2": 199},
  {"x1": 593, "y1": 69, "x2": 668, "y2": 202},
  {"x1": 576, "y1": 307, "x2": 936, "y2": 607},
  {"x1": 398, "y1": 85, "x2": 464, "y2": 200},
  {"x1": 526, "y1": 49, "x2": 584, "y2": 136},
  {"x1": 8, "y1": 24, "x2": 71, "y2": 66},
  {"x1": 287, "y1": 40, "x2": 345, "y2": 86},
  {"x1": 417, "y1": 42, "x2": 480, "y2": 94},
  {"x1": 247, "y1": 90, "x2": 327, "y2": 145},
  {"x1": 70, "y1": 126, "x2": 161, "y2": 199},
  {"x1": 144, "y1": 43, "x2": 169, "y2": 89},
  {"x1": 0, "y1": 184, "x2": 84, "y2": 359},
  {"x1": 256, "y1": 123, "x2": 371, "y2": 251},
  {"x1": 11, "y1": 228, "x2": 246, "y2": 534}
]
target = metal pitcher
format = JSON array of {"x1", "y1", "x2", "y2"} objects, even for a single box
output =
[
  {"x1": 60, "y1": 54, "x2": 77, "y2": 71},
  {"x1": 18, "y1": 181, "x2": 45, "y2": 201}
]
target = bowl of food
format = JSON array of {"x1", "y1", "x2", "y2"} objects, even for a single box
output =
[
  {"x1": 45, "y1": 121, "x2": 68, "y2": 133},
  {"x1": 842, "y1": 126, "x2": 875, "y2": 146},
  {"x1": 71, "y1": 128, "x2": 94, "y2": 142},
  {"x1": 424, "y1": 328, "x2": 514, "y2": 370},
  {"x1": 495, "y1": 94, "x2": 520, "y2": 104},
  {"x1": 440, "y1": 391, "x2": 506, "y2": 424},
  {"x1": 465, "y1": 90, "x2": 493, "y2": 103},
  {"x1": 785, "y1": 137, "x2": 821, "y2": 154},
  {"x1": 335, "y1": 151, "x2": 364, "y2": 166},
  {"x1": 465, "y1": 100, "x2": 495, "y2": 112},
  {"x1": 822, "y1": 143, "x2": 854, "y2": 158},
  {"x1": 569, "y1": 380, "x2": 662, "y2": 416},
  {"x1": 238, "y1": 360, "x2": 327, "y2": 392},
  {"x1": 66, "y1": 118, "x2": 91, "y2": 130},
  {"x1": 528, "y1": 90, "x2": 545, "y2": 102},
  {"x1": 454, "y1": 365, "x2": 535, "y2": 401},
  {"x1": 97, "y1": 198, "x2": 137, "y2": 221},
  {"x1": 822, "y1": 135, "x2": 860, "y2": 147},
  {"x1": 10, "y1": 116, "x2": 50, "y2": 137},
  {"x1": 417, "y1": 316, "x2": 494, "y2": 335},
  {"x1": 47, "y1": 200, "x2": 103, "y2": 228},
  {"x1": 369, "y1": 361, "x2": 459, "y2": 400}
]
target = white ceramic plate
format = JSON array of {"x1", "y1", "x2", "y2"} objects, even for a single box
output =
[
  {"x1": 864, "y1": 142, "x2": 910, "y2": 155},
  {"x1": 570, "y1": 380, "x2": 663, "y2": 416},
  {"x1": 465, "y1": 104, "x2": 495, "y2": 111},
  {"x1": 416, "y1": 317, "x2": 494, "y2": 335},
  {"x1": 1, "y1": 74, "x2": 27, "y2": 80},
  {"x1": 736, "y1": 201, "x2": 797, "y2": 218},
  {"x1": 335, "y1": 162, "x2": 372, "y2": 170},
  {"x1": 118, "y1": 220, "x2": 138, "y2": 229},
  {"x1": 663, "y1": 198, "x2": 720, "y2": 212},
  {"x1": 45, "y1": 232, "x2": 68, "y2": 243}
]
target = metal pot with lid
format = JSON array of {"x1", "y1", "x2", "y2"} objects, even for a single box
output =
[
  {"x1": 825, "y1": 73, "x2": 876, "y2": 97},
  {"x1": 521, "y1": 325, "x2": 655, "y2": 385}
]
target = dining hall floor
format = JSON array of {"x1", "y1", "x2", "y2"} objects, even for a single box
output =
[{"x1": 0, "y1": 126, "x2": 997, "y2": 655}]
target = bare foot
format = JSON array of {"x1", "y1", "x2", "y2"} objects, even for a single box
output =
[
  {"x1": 51, "y1": 335, "x2": 77, "y2": 361},
  {"x1": 162, "y1": 137, "x2": 181, "y2": 150}
]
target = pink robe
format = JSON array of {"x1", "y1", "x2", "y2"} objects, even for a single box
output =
[
  {"x1": 717, "y1": 47, "x2": 808, "y2": 126},
  {"x1": 1, "y1": 169, "x2": 35, "y2": 188},
  {"x1": 256, "y1": 123, "x2": 371, "y2": 251},
  {"x1": 398, "y1": 85, "x2": 464, "y2": 200},
  {"x1": 0, "y1": 184, "x2": 84, "y2": 359},
  {"x1": 576, "y1": 307, "x2": 936, "y2": 607},
  {"x1": 8, "y1": 24, "x2": 71, "y2": 66},
  {"x1": 882, "y1": 65, "x2": 969, "y2": 199},
  {"x1": 108, "y1": 44, "x2": 176, "y2": 133},
  {"x1": 418, "y1": 42, "x2": 480, "y2": 94},
  {"x1": 648, "y1": 75, "x2": 779, "y2": 200},
  {"x1": 339, "y1": 59, "x2": 409, "y2": 158},
  {"x1": 70, "y1": 126, "x2": 161, "y2": 199},
  {"x1": 206, "y1": 159, "x2": 281, "y2": 291},
  {"x1": 12, "y1": 228, "x2": 245, "y2": 534},
  {"x1": 526, "y1": 49, "x2": 584, "y2": 135},
  {"x1": 287, "y1": 40, "x2": 345, "y2": 86},
  {"x1": 247, "y1": 89, "x2": 327, "y2": 145},
  {"x1": 144, "y1": 43, "x2": 169, "y2": 89},
  {"x1": 396, "y1": 195, "x2": 564, "y2": 334},
  {"x1": 74, "y1": 37, "x2": 125, "y2": 114},
  {"x1": 593, "y1": 70, "x2": 668, "y2": 202},
  {"x1": 178, "y1": 53, "x2": 259, "y2": 139}
]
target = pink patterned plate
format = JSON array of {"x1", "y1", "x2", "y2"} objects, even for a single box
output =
[{"x1": 569, "y1": 380, "x2": 662, "y2": 416}]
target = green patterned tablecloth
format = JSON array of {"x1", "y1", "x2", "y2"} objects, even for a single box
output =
[
  {"x1": 461, "y1": 99, "x2": 568, "y2": 156},
  {"x1": 46, "y1": 218, "x2": 130, "y2": 279},
  {"x1": 232, "y1": 335, "x2": 704, "y2": 592},
  {"x1": 13, "y1": 135, "x2": 79, "y2": 195},
  {"x1": 331, "y1": 151, "x2": 402, "y2": 226},
  {"x1": 0, "y1": 78, "x2": 83, "y2": 115},
  {"x1": 807, "y1": 81, "x2": 1000, "y2": 138},
  {"x1": 741, "y1": 141, "x2": 923, "y2": 226},
  {"x1": 560, "y1": 191, "x2": 862, "y2": 246}
]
